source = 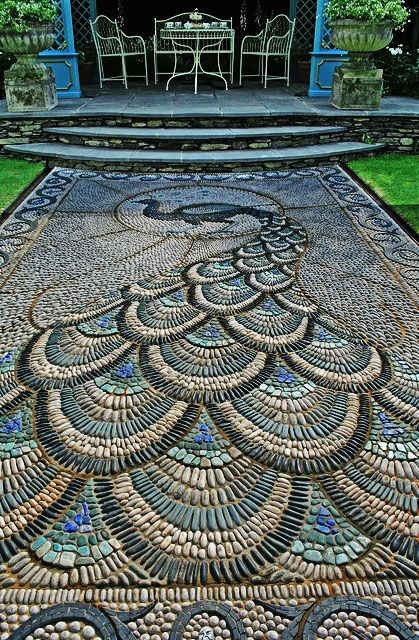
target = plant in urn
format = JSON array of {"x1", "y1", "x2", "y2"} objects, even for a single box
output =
[
  {"x1": 326, "y1": 0, "x2": 409, "y2": 109},
  {"x1": 0, "y1": 0, "x2": 58, "y2": 112}
]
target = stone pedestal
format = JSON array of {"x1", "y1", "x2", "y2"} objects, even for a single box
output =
[
  {"x1": 0, "y1": 26, "x2": 58, "y2": 113},
  {"x1": 4, "y1": 66, "x2": 58, "y2": 113},
  {"x1": 332, "y1": 65, "x2": 383, "y2": 110}
]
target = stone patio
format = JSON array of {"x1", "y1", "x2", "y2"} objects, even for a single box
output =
[
  {"x1": 0, "y1": 166, "x2": 418, "y2": 640},
  {"x1": 1, "y1": 83, "x2": 418, "y2": 119}
]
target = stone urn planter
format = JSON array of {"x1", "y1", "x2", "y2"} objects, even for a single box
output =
[
  {"x1": 0, "y1": 24, "x2": 58, "y2": 112},
  {"x1": 329, "y1": 19, "x2": 395, "y2": 109}
]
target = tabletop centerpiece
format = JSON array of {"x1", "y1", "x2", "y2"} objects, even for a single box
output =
[
  {"x1": 190, "y1": 9, "x2": 203, "y2": 29},
  {"x1": 0, "y1": 0, "x2": 58, "y2": 112},
  {"x1": 326, "y1": 0, "x2": 409, "y2": 110}
]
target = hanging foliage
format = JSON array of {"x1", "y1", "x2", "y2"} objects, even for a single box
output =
[
  {"x1": 255, "y1": 0, "x2": 264, "y2": 27},
  {"x1": 117, "y1": 0, "x2": 125, "y2": 28},
  {"x1": 240, "y1": 0, "x2": 248, "y2": 31}
]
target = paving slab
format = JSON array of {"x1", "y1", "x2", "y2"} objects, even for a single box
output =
[{"x1": 0, "y1": 83, "x2": 417, "y2": 118}]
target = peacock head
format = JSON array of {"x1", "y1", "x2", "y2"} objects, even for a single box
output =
[{"x1": 137, "y1": 199, "x2": 159, "y2": 207}]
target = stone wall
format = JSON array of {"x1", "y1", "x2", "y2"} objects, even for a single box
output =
[{"x1": 0, "y1": 114, "x2": 418, "y2": 155}]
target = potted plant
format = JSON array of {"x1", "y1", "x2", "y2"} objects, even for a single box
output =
[
  {"x1": 78, "y1": 43, "x2": 98, "y2": 85},
  {"x1": 0, "y1": 0, "x2": 58, "y2": 112},
  {"x1": 325, "y1": 0, "x2": 409, "y2": 109},
  {"x1": 291, "y1": 42, "x2": 311, "y2": 85}
]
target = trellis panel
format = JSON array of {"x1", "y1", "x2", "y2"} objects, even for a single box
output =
[
  {"x1": 290, "y1": 0, "x2": 316, "y2": 50},
  {"x1": 308, "y1": 0, "x2": 348, "y2": 96},
  {"x1": 38, "y1": 0, "x2": 82, "y2": 98},
  {"x1": 72, "y1": 0, "x2": 98, "y2": 47}
]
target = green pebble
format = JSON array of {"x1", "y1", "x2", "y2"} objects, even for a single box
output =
[
  {"x1": 358, "y1": 535, "x2": 370, "y2": 547},
  {"x1": 292, "y1": 540, "x2": 304, "y2": 554},
  {"x1": 77, "y1": 545, "x2": 90, "y2": 557},
  {"x1": 323, "y1": 548, "x2": 335, "y2": 564},
  {"x1": 91, "y1": 545, "x2": 102, "y2": 561},
  {"x1": 59, "y1": 551, "x2": 76, "y2": 568},
  {"x1": 315, "y1": 532, "x2": 327, "y2": 545},
  {"x1": 75, "y1": 556, "x2": 95, "y2": 565},
  {"x1": 98, "y1": 541, "x2": 113, "y2": 557},
  {"x1": 42, "y1": 551, "x2": 58, "y2": 563},
  {"x1": 345, "y1": 546, "x2": 359, "y2": 560},
  {"x1": 335, "y1": 553, "x2": 349, "y2": 565},
  {"x1": 306, "y1": 530, "x2": 317, "y2": 543},
  {"x1": 31, "y1": 537, "x2": 46, "y2": 551},
  {"x1": 303, "y1": 549, "x2": 323, "y2": 563},
  {"x1": 349, "y1": 540, "x2": 365, "y2": 554}
]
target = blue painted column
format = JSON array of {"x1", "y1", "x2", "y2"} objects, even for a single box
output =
[
  {"x1": 308, "y1": 0, "x2": 348, "y2": 97},
  {"x1": 38, "y1": 0, "x2": 82, "y2": 99}
]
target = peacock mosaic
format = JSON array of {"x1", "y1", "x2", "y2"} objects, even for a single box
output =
[{"x1": 0, "y1": 167, "x2": 417, "y2": 640}]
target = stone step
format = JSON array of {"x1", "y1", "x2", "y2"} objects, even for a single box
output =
[
  {"x1": 44, "y1": 124, "x2": 347, "y2": 139},
  {"x1": 5, "y1": 141, "x2": 385, "y2": 170},
  {"x1": 43, "y1": 124, "x2": 347, "y2": 151}
]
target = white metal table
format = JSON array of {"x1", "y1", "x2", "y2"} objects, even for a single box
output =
[{"x1": 161, "y1": 28, "x2": 235, "y2": 94}]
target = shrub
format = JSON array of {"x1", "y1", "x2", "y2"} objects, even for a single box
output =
[
  {"x1": 326, "y1": 0, "x2": 409, "y2": 27},
  {"x1": 374, "y1": 47, "x2": 419, "y2": 97},
  {"x1": 0, "y1": 0, "x2": 57, "y2": 33}
]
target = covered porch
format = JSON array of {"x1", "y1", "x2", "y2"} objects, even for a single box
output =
[
  {"x1": 1, "y1": 0, "x2": 418, "y2": 171},
  {"x1": 38, "y1": 0, "x2": 347, "y2": 100}
]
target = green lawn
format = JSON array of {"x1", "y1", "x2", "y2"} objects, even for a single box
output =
[
  {"x1": 348, "y1": 154, "x2": 419, "y2": 234},
  {"x1": 0, "y1": 158, "x2": 45, "y2": 214}
]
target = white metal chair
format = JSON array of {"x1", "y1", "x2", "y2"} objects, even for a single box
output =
[
  {"x1": 153, "y1": 12, "x2": 234, "y2": 84},
  {"x1": 239, "y1": 14, "x2": 295, "y2": 88},
  {"x1": 90, "y1": 15, "x2": 148, "y2": 89}
]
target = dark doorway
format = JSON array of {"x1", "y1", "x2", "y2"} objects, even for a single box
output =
[{"x1": 96, "y1": 0, "x2": 292, "y2": 37}]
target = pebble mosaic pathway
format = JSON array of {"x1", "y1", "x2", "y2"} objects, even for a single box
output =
[{"x1": 0, "y1": 167, "x2": 417, "y2": 640}]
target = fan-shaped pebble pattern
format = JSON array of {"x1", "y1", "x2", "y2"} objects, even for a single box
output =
[{"x1": 1, "y1": 192, "x2": 416, "y2": 596}]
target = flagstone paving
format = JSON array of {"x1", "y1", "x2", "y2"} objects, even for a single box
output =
[{"x1": 0, "y1": 167, "x2": 417, "y2": 640}]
